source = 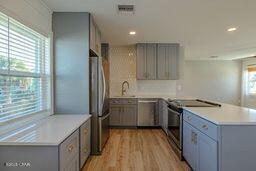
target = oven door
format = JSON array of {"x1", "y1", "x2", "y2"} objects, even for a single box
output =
[{"x1": 167, "y1": 107, "x2": 182, "y2": 149}]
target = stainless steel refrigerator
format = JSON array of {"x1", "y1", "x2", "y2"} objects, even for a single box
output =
[{"x1": 90, "y1": 56, "x2": 110, "y2": 154}]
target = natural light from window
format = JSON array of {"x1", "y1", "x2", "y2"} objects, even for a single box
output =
[
  {"x1": 247, "y1": 66, "x2": 256, "y2": 94},
  {"x1": 0, "y1": 12, "x2": 51, "y2": 124}
]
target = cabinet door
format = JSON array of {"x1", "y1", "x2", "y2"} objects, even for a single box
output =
[
  {"x1": 90, "y1": 17, "x2": 96, "y2": 52},
  {"x1": 158, "y1": 100, "x2": 164, "y2": 128},
  {"x1": 183, "y1": 121, "x2": 197, "y2": 170},
  {"x1": 157, "y1": 44, "x2": 169, "y2": 79},
  {"x1": 146, "y1": 44, "x2": 157, "y2": 79},
  {"x1": 121, "y1": 105, "x2": 137, "y2": 126},
  {"x1": 80, "y1": 119, "x2": 91, "y2": 168},
  {"x1": 63, "y1": 157, "x2": 79, "y2": 171},
  {"x1": 167, "y1": 44, "x2": 179, "y2": 80},
  {"x1": 110, "y1": 106, "x2": 121, "y2": 126},
  {"x1": 197, "y1": 132, "x2": 218, "y2": 171},
  {"x1": 95, "y1": 27, "x2": 101, "y2": 55},
  {"x1": 162, "y1": 100, "x2": 168, "y2": 134},
  {"x1": 136, "y1": 44, "x2": 147, "y2": 79}
]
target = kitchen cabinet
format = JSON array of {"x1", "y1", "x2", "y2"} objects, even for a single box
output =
[
  {"x1": 90, "y1": 15, "x2": 101, "y2": 56},
  {"x1": 109, "y1": 106, "x2": 121, "y2": 126},
  {"x1": 60, "y1": 130, "x2": 79, "y2": 171},
  {"x1": 110, "y1": 98, "x2": 137, "y2": 126},
  {"x1": 157, "y1": 44, "x2": 179, "y2": 80},
  {"x1": 183, "y1": 111, "x2": 217, "y2": 171},
  {"x1": 101, "y1": 43, "x2": 109, "y2": 60},
  {"x1": 122, "y1": 105, "x2": 137, "y2": 126},
  {"x1": 136, "y1": 43, "x2": 157, "y2": 80},
  {"x1": 136, "y1": 43, "x2": 179, "y2": 80},
  {"x1": 197, "y1": 131, "x2": 218, "y2": 171},
  {"x1": 159, "y1": 99, "x2": 168, "y2": 134},
  {"x1": 0, "y1": 117, "x2": 91, "y2": 171},
  {"x1": 183, "y1": 121, "x2": 197, "y2": 170},
  {"x1": 80, "y1": 119, "x2": 91, "y2": 168}
]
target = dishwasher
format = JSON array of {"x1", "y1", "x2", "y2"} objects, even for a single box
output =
[{"x1": 138, "y1": 99, "x2": 159, "y2": 126}]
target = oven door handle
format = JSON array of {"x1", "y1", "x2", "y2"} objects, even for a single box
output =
[{"x1": 168, "y1": 107, "x2": 181, "y2": 116}]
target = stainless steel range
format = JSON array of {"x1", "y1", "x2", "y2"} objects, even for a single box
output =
[{"x1": 166, "y1": 99, "x2": 221, "y2": 159}]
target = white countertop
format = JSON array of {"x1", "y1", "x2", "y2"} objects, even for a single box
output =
[
  {"x1": 184, "y1": 103, "x2": 256, "y2": 125},
  {"x1": 112, "y1": 95, "x2": 256, "y2": 125},
  {"x1": 0, "y1": 114, "x2": 91, "y2": 146},
  {"x1": 111, "y1": 94, "x2": 177, "y2": 100}
]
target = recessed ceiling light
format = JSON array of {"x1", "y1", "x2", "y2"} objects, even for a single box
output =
[
  {"x1": 129, "y1": 31, "x2": 136, "y2": 35},
  {"x1": 227, "y1": 27, "x2": 237, "y2": 32}
]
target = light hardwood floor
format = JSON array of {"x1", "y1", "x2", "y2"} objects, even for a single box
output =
[{"x1": 83, "y1": 129, "x2": 191, "y2": 171}]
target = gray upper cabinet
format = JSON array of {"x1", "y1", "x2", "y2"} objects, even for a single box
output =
[
  {"x1": 136, "y1": 43, "x2": 157, "y2": 80},
  {"x1": 136, "y1": 43, "x2": 179, "y2": 80},
  {"x1": 90, "y1": 15, "x2": 101, "y2": 56},
  {"x1": 157, "y1": 44, "x2": 179, "y2": 80}
]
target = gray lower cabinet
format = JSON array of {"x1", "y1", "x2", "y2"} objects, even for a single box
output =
[
  {"x1": 122, "y1": 106, "x2": 137, "y2": 126},
  {"x1": 157, "y1": 44, "x2": 179, "y2": 80},
  {"x1": 159, "y1": 99, "x2": 168, "y2": 134},
  {"x1": 110, "y1": 105, "x2": 137, "y2": 126},
  {"x1": 60, "y1": 130, "x2": 80, "y2": 171},
  {"x1": 183, "y1": 121, "x2": 217, "y2": 171},
  {"x1": 110, "y1": 98, "x2": 137, "y2": 126},
  {"x1": 183, "y1": 121, "x2": 198, "y2": 170},
  {"x1": 136, "y1": 43, "x2": 157, "y2": 80},
  {"x1": 80, "y1": 119, "x2": 91, "y2": 168},
  {"x1": 0, "y1": 119, "x2": 91, "y2": 171},
  {"x1": 110, "y1": 105, "x2": 121, "y2": 126}
]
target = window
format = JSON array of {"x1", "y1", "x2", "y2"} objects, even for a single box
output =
[
  {"x1": 247, "y1": 65, "x2": 256, "y2": 94},
  {"x1": 0, "y1": 12, "x2": 51, "y2": 124}
]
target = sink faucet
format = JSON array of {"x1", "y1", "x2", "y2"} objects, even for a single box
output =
[{"x1": 121, "y1": 81, "x2": 129, "y2": 96}]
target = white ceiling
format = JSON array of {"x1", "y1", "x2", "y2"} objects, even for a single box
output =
[{"x1": 42, "y1": 0, "x2": 256, "y2": 60}]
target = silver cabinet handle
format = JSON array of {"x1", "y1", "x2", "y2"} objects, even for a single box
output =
[
  {"x1": 187, "y1": 116, "x2": 192, "y2": 121},
  {"x1": 194, "y1": 133, "x2": 197, "y2": 144},
  {"x1": 202, "y1": 125, "x2": 208, "y2": 130},
  {"x1": 191, "y1": 131, "x2": 194, "y2": 143}
]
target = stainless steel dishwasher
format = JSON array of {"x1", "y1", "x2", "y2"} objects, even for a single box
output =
[{"x1": 138, "y1": 99, "x2": 159, "y2": 126}]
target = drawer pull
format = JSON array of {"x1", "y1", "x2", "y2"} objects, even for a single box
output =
[
  {"x1": 202, "y1": 125, "x2": 208, "y2": 130},
  {"x1": 84, "y1": 129, "x2": 88, "y2": 135},
  {"x1": 187, "y1": 116, "x2": 192, "y2": 121},
  {"x1": 84, "y1": 147, "x2": 87, "y2": 153},
  {"x1": 68, "y1": 145, "x2": 74, "y2": 153}
]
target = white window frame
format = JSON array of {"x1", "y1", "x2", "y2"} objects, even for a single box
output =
[{"x1": 0, "y1": 13, "x2": 53, "y2": 135}]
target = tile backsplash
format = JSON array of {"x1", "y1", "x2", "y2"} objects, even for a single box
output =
[{"x1": 109, "y1": 45, "x2": 177, "y2": 97}]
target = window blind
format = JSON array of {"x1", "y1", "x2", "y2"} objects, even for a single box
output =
[{"x1": 0, "y1": 12, "x2": 51, "y2": 124}]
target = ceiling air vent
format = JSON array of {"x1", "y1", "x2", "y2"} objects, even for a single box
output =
[{"x1": 117, "y1": 5, "x2": 135, "y2": 14}]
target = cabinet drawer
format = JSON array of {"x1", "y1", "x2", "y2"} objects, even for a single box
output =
[
  {"x1": 183, "y1": 110, "x2": 198, "y2": 126},
  {"x1": 197, "y1": 117, "x2": 218, "y2": 140},
  {"x1": 80, "y1": 119, "x2": 91, "y2": 168},
  {"x1": 60, "y1": 130, "x2": 79, "y2": 166},
  {"x1": 110, "y1": 98, "x2": 137, "y2": 105},
  {"x1": 183, "y1": 110, "x2": 218, "y2": 140}
]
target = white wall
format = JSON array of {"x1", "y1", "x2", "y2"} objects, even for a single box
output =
[
  {"x1": 177, "y1": 60, "x2": 242, "y2": 105},
  {"x1": 0, "y1": 0, "x2": 52, "y2": 36}
]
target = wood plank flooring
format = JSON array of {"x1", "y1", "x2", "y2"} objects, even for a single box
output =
[{"x1": 83, "y1": 129, "x2": 191, "y2": 171}]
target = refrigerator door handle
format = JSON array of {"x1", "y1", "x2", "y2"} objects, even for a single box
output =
[{"x1": 101, "y1": 65, "x2": 106, "y2": 108}]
